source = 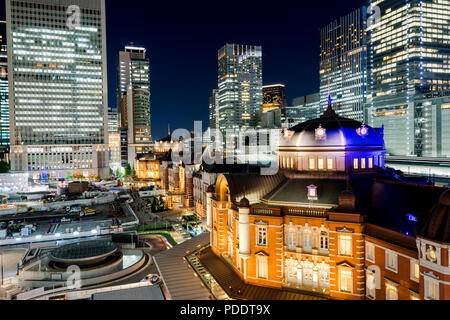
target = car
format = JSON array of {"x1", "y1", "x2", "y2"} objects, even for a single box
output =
[
  {"x1": 61, "y1": 217, "x2": 72, "y2": 223},
  {"x1": 67, "y1": 206, "x2": 82, "y2": 214}
]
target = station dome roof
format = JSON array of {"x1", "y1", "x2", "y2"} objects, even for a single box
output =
[{"x1": 280, "y1": 105, "x2": 385, "y2": 149}]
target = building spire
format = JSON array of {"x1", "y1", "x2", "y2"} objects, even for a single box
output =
[{"x1": 321, "y1": 71, "x2": 337, "y2": 118}]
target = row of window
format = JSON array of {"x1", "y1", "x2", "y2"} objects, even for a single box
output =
[{"x1": 279, "y1": 156, "x2": 379, "y2": 170}]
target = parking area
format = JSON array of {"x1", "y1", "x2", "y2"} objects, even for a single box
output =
[{"x1": 0, "y1": 201, "x2": 137, "y2": 241}]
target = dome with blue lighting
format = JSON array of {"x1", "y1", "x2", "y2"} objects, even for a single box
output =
[
  {"x1": 280, "y1": 105, "x2": 385, "y2": 149},
  {"x1": 278, "y1": 104, "x2": 386, "y2": 173}
]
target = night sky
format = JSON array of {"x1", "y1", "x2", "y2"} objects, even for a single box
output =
[{"x1": 1, "y1": 0, "x2": 366, "y2": 140}]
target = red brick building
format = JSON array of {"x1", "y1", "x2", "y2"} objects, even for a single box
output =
[{"x1": 207, "y1": 105, "x2": 449, "y2": 300}]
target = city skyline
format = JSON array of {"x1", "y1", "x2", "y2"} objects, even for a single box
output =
[{"x1": 0, "y1": 0, "x2": 365, "y2": 140}]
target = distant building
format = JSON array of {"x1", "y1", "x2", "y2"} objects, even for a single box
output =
[
  {"x1": 217, "y1": 44, "x2": 263, "y2": 149},
  {"x1": 108, "y1": 109, "x2": 121, "y2": 171},
  {"x1": 263, "y1": 84, "x2": 287, "y2": 123},
  {"x1": 117, "y1": 45, "x2": 151, "y2": 167},
  {"x1": 0, "y1": 21, "x2": 8, "y2": 163},
  {"x1": 319, "y1": 7, "x2": 367, "y2": 122},
  {"x1": 126, "y1": 86, "x2": 152, "y2": 165},
  {"x1": 366, "y1": 0, "x2": 450, "y2": 158},
  {"x1": 7, "y1": 0, "x2": 109, "y2": 180},
  {"x1": 285, "y1": 93, "x2": 321, "y2": 128},
  {"x1": 209, "y1": 89, "x2": 218, "y2": 130}
]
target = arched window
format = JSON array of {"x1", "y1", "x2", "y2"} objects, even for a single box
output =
[
  {"x1": 303, "y1": 229, "x2": 312, "y2": 252},
  {"x1": 288, "y1": 228, "x2": 296, "y2": 251}
]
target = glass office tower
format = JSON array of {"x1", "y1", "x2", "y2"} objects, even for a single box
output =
[
  {"x1": 367, "y1": 0, "x2": 450, "y2": 157},
  {"x1": 209, "y1": 88, "x2": 218, "y2": 130},
  {"x1": 285, "y1": 93, "x2": 321, "y2": 128},
  {"x1": 117, "y1": 45, "x2": 151, "y2": 166},
  {"x1": 319, "y1": 7, "x2": 367, "y2": 122},
  {"x1": 7, "y1": 0, "x2": 109, "y2": 180},
  {"x1": 0, "y1": 21, "x2": 9, "y2": 163},
  {"x1": 217, "y1": 44, "x2": 263, "y2": 144},
  {"x1": 116, "y1": 45, "x2": 150, "y2": 115}
]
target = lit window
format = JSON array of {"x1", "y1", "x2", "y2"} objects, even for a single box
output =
[
  {"x1": 410, "y1": 259, "x2": 420, "y2": 282},
  {"x1": 386, "y1": 282, "x2": 398, "y2": 300},
  {"x1": 361, "y1": 158, "x2": 366, "y2": 169},
  {"x1": 287, "y1": 228, "x2": 296, "y2": 251},
  {"x1": 385, "y1": 250, "x2": 398, "y2": 273},
  {"x1": 368, "y1": 157, "x2": 373, "y2": 169},
  {"x1": 318, "y1": 158, "x2": 324, "y2": 170},
  {"x1": 257, "y1": 227, "x2": 267, "y2": 247},
  {"x1": 256, "y1": 255, "x2": 268, "y2": 279},
  {"x1": 353, "y1": 158, "x2": 359, "y2": 169},
  {"x1": 425, "y1": 277, "x2": 439, "y2": 300},
  {"x1": 366, "y1": 243, "x2": 375, "y2": 262},
  {"x1": 309, "y1": 158, "x2": 315, "y2": 170},
  {"x1": 327, "y1": 158, "x2": 333, "y2": 170},
  {"x1": 366, "y1": 271, "x2": 376, "y2": 299},
  {"x1": 339, "y1": 269, "x2": 353, "y2": 293},
  {"x1": 338, "y1": 234, "x2": 352, "y2": 256}
]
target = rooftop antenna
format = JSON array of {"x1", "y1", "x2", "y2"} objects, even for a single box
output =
[
  {"x1": 327, "y1": 71, "x2": 333, "y2": 106},
  {"x1": 321, "y1": 71, "x2": 337, "y2": 118}
]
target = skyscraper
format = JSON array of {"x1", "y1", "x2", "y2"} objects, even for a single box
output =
[
  {"x1": 216, "y1": 44, "x2": 263, "y2": 145},
  {"x1": 366, "y1": 0, "x2": 450, "y2": 157},
  {"x1": 319, "y1": 7, "x2": 367, "y2": 122},
  {"x1": 108, "y1": 108, "x2": 120, "y2": 171},
  {"x1": 285, "y1": 93, "x2": 321, "y2": 128},
  {"x1": 117, "y1": 45, "x2": 151, "y2": 166},
  {"x1": 209, "y1": 88, "x2": 218, "y2": 130},
  {"x1": 7, "y1": 0, "x2": 109, "y2": 180},
  {"x1": 262, "y1": 84, "x2": 286, "y2": 128},
  {"x1": 0, "y1": 21, "x2": 9, "y2": 163},
  {"x1": 116, "y1": 45, "x2": 150, "y2": 111},
  {"x1": 126, "y1": 86, "x2": 152, "y2": 165}
]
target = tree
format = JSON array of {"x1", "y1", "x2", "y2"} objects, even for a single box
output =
[
  {"x1": 0, "y1": 161, "x2": 10, "y2": 174},
  {"x1": 124, "y1": 164, "x2": 132, "y2": 177}
]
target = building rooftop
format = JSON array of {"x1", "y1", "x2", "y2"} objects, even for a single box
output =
[{"x1": 152, "y1": 233, "x2": 212, "y2": 300}]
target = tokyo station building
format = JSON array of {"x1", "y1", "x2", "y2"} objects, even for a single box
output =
[{"x1": 205, "y1": 104, "x2": 450, "y2": 300}]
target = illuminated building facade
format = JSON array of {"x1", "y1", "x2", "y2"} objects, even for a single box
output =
[
  {"x1": 209, "y1": 89, "x2": 218, "y2": 130},
  {"x1": 117, "y1": 45, "x2": 150, "y2": 111},
  {"x1": 366, "y1": 0, "x2": 450, "y2": 157},
  {"x1": 206, "y1": 104, "x2": 450, "y2": 300},
  {"x1": 126, "y1": 86, "x2": 152, "y2": 165},
  {"x1": 319, "y1": 7, "x2": 367, "y2": 122},
  {"x1": 216, "y1": 44, "x2": 263, "y2": 147},
  {"x1": 117, "y1": 45, "x2": 151, "y2": 167},
  {"x1": 108, "y1": 108, "x2": 121, "y2": 171},
  {"x1": 7, "y1": 0, "x2": 109, "y2": 180},
  {"x1": 0, "y1": 21, "x2": 9, "y2": 163},
  {"x1": 285, "y1": 93, "x2": 321, "y2": 128},
  {"x1": 263, "y1": 84, "x2": 286, "y2": 116},
  {"x1": 134, "y1": 153, "x2": 161, "y2": 182}
]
